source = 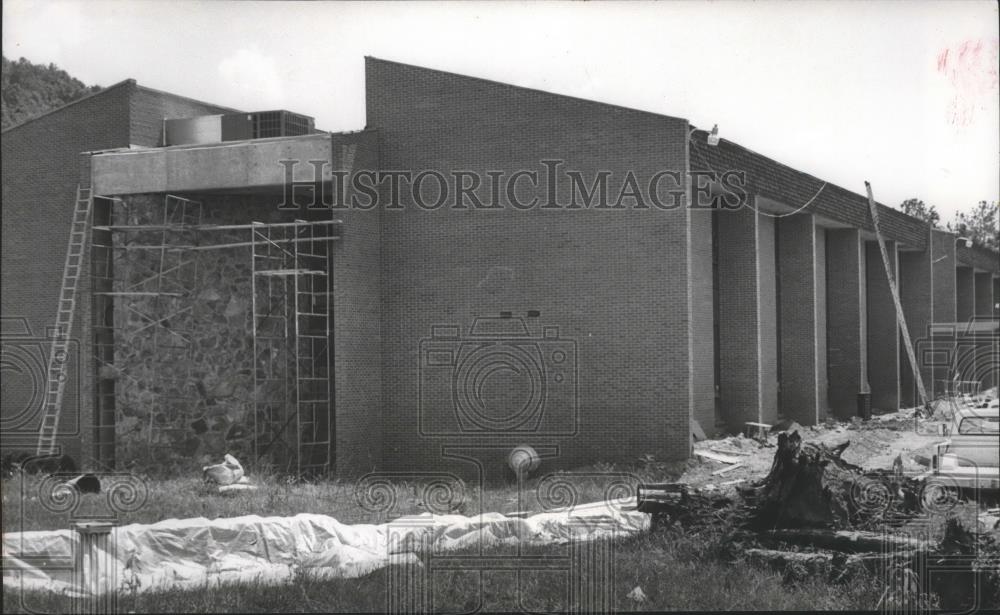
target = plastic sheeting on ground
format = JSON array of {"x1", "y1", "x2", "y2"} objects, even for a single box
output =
[{"x1": 3, "y1": 498, "x2": 647, "y2": 596}]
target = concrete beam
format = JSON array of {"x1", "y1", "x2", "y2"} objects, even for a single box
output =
[
  {"x1": 91, "y1": 134, "x2": 336, "y2": 195},
  {"x1": 866, "y1": 240, "x2": 900, "y2": 412},
  {"x1": 777, "y1": 213, "x2": 826, "y2": 425},
  {"x1": 826, "y1": 229, "x2": 867, "y2": 419},
  {"x1": 716, "y1": 202, "x2": 778, "y2": 430}
]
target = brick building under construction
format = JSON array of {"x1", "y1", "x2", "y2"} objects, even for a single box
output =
[{"x1": 2, "y1": 58, "x2": 998, "y2": 478}]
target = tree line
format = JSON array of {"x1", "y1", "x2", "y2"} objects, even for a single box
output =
[
  {"x1": 2, "y1": 55, "x2": 100, "y2": 130},
  {"x1": 897, "y1": 198, "x2": 998, "y2": 251}
]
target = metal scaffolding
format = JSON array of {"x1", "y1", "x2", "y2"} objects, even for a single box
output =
[
  {"x1": 89, "y1": 195, "x2": 338, "y2": 475},
  {"x1": 251, "y1": 220, "x2": 333, "y2": 476},
  {"x1": 92, "y1": 195, "x2": 203, "y2": 463}
]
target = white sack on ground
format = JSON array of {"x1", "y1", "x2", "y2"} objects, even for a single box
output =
[{"x1": 3, "y1": 498, "x2": 646, "y2": 596}]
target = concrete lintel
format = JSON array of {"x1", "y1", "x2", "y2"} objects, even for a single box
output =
[{"x1": 91, "y1": 134, "x2": 336, "y2": 195}]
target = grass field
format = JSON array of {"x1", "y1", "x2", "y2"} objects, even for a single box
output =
[
  {"x1": 2, "y1": 460, "x2": 691, "y2": 532},
  {"x1": 1, "y1": 460, "x2": 895, "y2": 613},
  {"x1": 4, "y1": 524, "x2": 885, "y2": 613}
]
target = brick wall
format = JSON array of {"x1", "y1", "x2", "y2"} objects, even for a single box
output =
[
  {"x1": 328, "y1": 130, "x2": 384, "y2": 477},
  {"x1": 956, "y1": 244, "x2": 1000, "y2": 274},
  {"x1": 973, "y1": 272, "x2": 997, "y2": 390},
  {"x1": 129, "y1": 86, "x2": 236, "y2": 147},
  {"x1": 716, "y1": 205, "x2": 766, "y2": 429},
  {"x1": 866, "y1": 240, "x2": 900, "y2": 411},
  {"x1": 2, "y1": 84, "x2": 132, "y2": 462},
  {"x1": 899, "y1": 248, "x2": 933, "y2": 406},
  {"x1": 974, "y1": 273, "x2": 994, "y2": 317},
  {"x1": 366, "y1": 58, "x2": 692, "y2": 477},
  {"x1": 931, "y1": 231, "x2": 957, "y2": 323},
  {"x1": 1, "y1": 80, "x2": 244, "y2": 466},
  {"x1": 689, "y1": 130, "x2": 929, "y2": 251},
  {"x1": 956, "y1": 267, "x2": 974, "y2": 322},
  {"x1": 826, "y1": 229, "x2": 866, "y2": 418},
  {"x1": 689, "y1": 204, "x2": 715, "y2": 437},
  {"x1": 777, "y1": 214, "x2": 823, "y2": 424},
  {"x1": 928, "y1": 231, "x2": 957, "y2": 398},
  {"x1": 758, "y1": 213, "x2": 779, "y2": 425},
  {"x1": 815, "y1": 227, "x2": 828, "y2": 419}
]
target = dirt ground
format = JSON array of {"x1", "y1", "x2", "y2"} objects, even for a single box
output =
[{"x1": 680, "y1": 388, "x2": 998, "y2": 499}]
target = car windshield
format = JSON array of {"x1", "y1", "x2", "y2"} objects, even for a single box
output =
[{"x1": 958, "y1": 416, "x2": 1000, "y2": 435}]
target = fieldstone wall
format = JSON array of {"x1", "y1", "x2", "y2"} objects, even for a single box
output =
[{"x1": 108, "y1": 194, "x2": 302, "y2": 475}]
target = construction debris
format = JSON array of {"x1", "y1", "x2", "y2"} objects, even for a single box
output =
[
  {"x1": 202, "y1": 454, "x2": 246, "y2": 487},
  {"x1": 60, "y1": 474, "x2": 101, "y2": 494},
  {"x1": 691, "y1": 419, "x2": 707, "y2": 442},
  {"x1": 694, "y1": 450, "x2": 741, "y2": 464},
  {"x1": 627, "y1": 586, "x2": 648, "y2": 603},
  {"x1": 711, "y1": 463, "x2": 744, "y2": 476},
  {"x1": 744, "y1": 422, "x2": 771, "y2": 441}
]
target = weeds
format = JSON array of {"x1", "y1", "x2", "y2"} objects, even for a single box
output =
[{"x1": 1, "y1": 461, "x2": 890, "y2": 612}]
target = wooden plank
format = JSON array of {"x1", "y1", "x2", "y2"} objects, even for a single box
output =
[
  {"x1": 710, "y1": 446, "x2": 752, "y2": 456},
  {"x1": 711, "y1": 463, "x2": 744, "y2": 476},
  {"x1": 694, "y1": 450, "x2": 741, "y2": 464}
]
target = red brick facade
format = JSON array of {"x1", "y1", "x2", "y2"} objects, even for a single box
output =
[{"x1": 2, "y1": 59, "x2": 997, "y2": 475}]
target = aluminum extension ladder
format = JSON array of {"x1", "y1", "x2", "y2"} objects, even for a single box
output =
[{"x1": 36, "y1": 186, "x2": 93, "y2": 456}]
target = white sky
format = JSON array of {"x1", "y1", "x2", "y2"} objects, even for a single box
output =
[{"x1": 3, "y1": 0, "x2": 997, "y2": 219}]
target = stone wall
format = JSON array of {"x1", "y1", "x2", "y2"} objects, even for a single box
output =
[{"x1": 109, "y1": 193, "x2": 303, "y2": 474}]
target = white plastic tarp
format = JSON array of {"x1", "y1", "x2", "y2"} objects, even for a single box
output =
[{"x1": 3, "y1": 498, "x2": 647, "y2": 596}]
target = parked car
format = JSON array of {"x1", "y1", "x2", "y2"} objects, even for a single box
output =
[{"x1": 922, "y1": 402, "x2": 1000, "y2": 500}]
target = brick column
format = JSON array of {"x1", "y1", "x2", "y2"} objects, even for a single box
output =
[
  {"x1": 689, "y1": 206, "x2": 715, "y2": 438},
  {"x1": 974, "y1": 272, "x2": 997, "y2": 390},
  {"x1": 716, "y1": 202, "x2": 777, "y2": 431},
  {"x1": 956, "y1": 267, "x2": 974, "y2": 323},
  {"x1": 899, "y1": 248, "x2": 933, "y2": 407},
  {"x1": 994, "y1": 277, "x2": 1000, "y2": 318},
  {"x1": 975, "y1": 272, "x2": 994, "y2": 317},
  {"x1": 826, "y1": 229, "x2": 867, "y2": 419},
  {"x1": 866, "y1": 240, "x2": 900, "y2": 412},
  {"x1": 930, "y1": 230, "x2": 957, "y2": 398},
  {"x1": 777, "y1": 213, "x2": 826, "y2": 425}
]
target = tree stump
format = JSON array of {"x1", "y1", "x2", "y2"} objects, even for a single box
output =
[{"x1": 736, "y1": 431, "x2": 919, "y2": 530}]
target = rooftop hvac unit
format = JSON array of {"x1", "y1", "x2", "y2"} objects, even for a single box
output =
[
  {"x1": 163, "y1": 115, "x2": 224, "y2": 146},
  {"x1": 249, "y1": 110, "x2": 315, "y2": 138},
  {"x1": 163, "y1": 110, "x2": 315, "y2": 146}
]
